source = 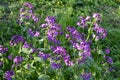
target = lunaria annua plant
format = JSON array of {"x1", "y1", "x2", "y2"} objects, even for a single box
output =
[{"x1": 0, "y1": 2, "x2": 114, "y2": 80}]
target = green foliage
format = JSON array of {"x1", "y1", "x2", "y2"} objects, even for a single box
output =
[{"x1": 0, "y1": 0, "x2": 120, "y2": 80}]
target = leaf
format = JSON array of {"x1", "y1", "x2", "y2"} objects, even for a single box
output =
[
  {"x1": 0, "y1": 70, "x2": 3, "y2": 75},
  {"x1": 38, "y1": 74, "x2": 50, "y2": 80}
]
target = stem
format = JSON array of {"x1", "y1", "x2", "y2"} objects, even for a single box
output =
[{"x1": 86, "y1": 20, "x2": 96, "y2": 41}]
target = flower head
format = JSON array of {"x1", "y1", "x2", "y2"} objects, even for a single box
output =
[
  {"x1": 53, "y1": 46, "x2": 66, "y2": 56},
  {"x1": 81, "y1": 72, "x2": 91, "y2": 80},
  {"x1": 38, "y1": 52, "x2": 50, "y2": 61},
  {"x1": 23, "y1": 2, "x2": 33, "y2": 9},
  {"x1": 0, "y1": 45, "x2": 8, "y2": 54},
  {"x1": 13, "y1": 56, "x2": 23, "y2": 65},
  {"x1": 93, "y1": 13, "x2": 101, "y2": 22},
  {"x1": 10, "y1": 35, "x2": 25, "y2": 46},
  {"x1": 104, "y1": 56, "x2": 113, "y2": 64},
  {"x1": 51, "y1": 62, "x2": 61, "y2": 69},
  {"x1": 105, "y1": 48, "x2": 110, "y2": 54},
  {"x1": 28, "y1": 29, "x2": 40, "y2": 37},
  {"x1": 45, "y1": 16, "x2": 56, "y2": 24},
  {"x1": 4, "y1": 70, "x2": 14, "y2": 80},
  {"x1": 8, "y1": 54, "x2": 12, "y2": 60}
]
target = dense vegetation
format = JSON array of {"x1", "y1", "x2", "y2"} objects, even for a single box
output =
[{"x1": 0, "y1": 0, "x2": 120, "y2": 80}]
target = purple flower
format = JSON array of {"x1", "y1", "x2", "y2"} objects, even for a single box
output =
[
  {"x1": 77, "y1": 16, "x2": 90, "y2": 28},
  {"x1": 31, "y1": 14, "x2": 39, "y2": 23},
  {"x1": 51, "y1": 62, "x2": 61, "y2": 69},
  {"x1": 4, "y1": 70, "x2": 14, "y2": 80},
  {"x1": 67, "y1": 26, "x2": 83, "y2": 43},
  {"x1": 28, "y1": 29, "x2": 40, "y2": 37},
  {"x1": 0, "y1": 45, "x2": 8, "y2": 54},
  {"x1": 13, "y1": 56, "x2": 23, "y2": 65},
  {"x1": 38, "y1": 52, "x2": 50, "y2": 61},
  {"x1": 45, "y1": 16, "x2": 56, "y2": 24},
  {"x1": 10, "y1": 35, "x2": 25, "y2": 46},
  {"x1": 20, "y1": 8, "x2": 25, "y2": 13},
  {"x1": 105, "y1": 48, "x2": 110, "y2": 54},
  {"x1": 85, "y1": 16, "x2": 91, "y2": 21},
  {"x1": 28, "y1": 10, "x2": 33, "y2": 14},
  {"x1": 65, "y1": 34, "x2": 70, "y2": 39},
  {"x1": 53, "y1": 46, "x2": 66, "y2": 56},
  {"x1": 47, "y1": 29, "x2": 61, "y2": 44},
  {"x1": 41, "y1": 23, "x2": 48, "y2": 28},
  {"x1": 109, "y1": 67, "x2": 114, "y2": 72},
  {"x1": 93, "y1": 23, "x2": 107, "y2": 39},
  {"x1": 23, "y1": 42, "x2": 32, "y2": 48},
  {"x1": 8, "y1": 54, "x2": 12, "y2": 60},
  {"x1": 23, "y1": 2, "x2": 33, "y2": 9},
  {"x1": 63, "y1": 55, "x2": 73, "y2": 66},
  {"x1": 93, "y1": 13, "x2": 101, "y2": 22},
  {"x1": 73, "y1": 40, "x2": 91, "y2": 63},
  {"x1": 81, "y1": 72, "x2": 91, "y2": 80},
  {"x1": 104, "y1": 56, "x2": 113, "y2": 64}
]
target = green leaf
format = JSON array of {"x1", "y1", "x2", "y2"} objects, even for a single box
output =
[{"x1": 38, "y1": 74, "x2": 50, "y2": 80}]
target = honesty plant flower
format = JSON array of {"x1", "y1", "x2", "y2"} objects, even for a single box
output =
[
  {"x1": 4, "y1": 70, "x2": 14, "y2": 80},
  {"x1": 53, "y1": 46, "x2": 66, "y2": 56},
  {"x1": 51, "y1": 62, "x2": 61, "y2": 69},
  {"x1": 93, "y1": 13, "x2": 101, "y2": 22},
  {"x1": 8, "y1": 54, "x2": 12, "y2": 60},
  {"x1": 28, "y1": 29, "x2": 40, "y2": 37},
  {"x1": 105, "y1": 48, "x2": 110, "y2": 54},
  {"x1": 81, "y1": 72, "x2": 91, "y2": 80},
  {"x1": 0, "y1": 45, "x2": 8, "y2": 54},
  {"x1": 63, "y1": 55, "x2": 73, "y2": 66},
  {"x1": 93, "y1": 23, "x2": 107, "y2": 39},
  {"x1": 23, "y1": 41, "x2": 31, "y2": 48},
  {"x1": 41, "y1": 23, "x2": 48, "y2": 28},
  {"x1": 31, "y1": 14, "x2": 39, "y2": 23},
  {"x1": 23, "y1": 2, "x2": 33, "y2": 9},
  {"x1": 104, "y1": 56, "x2": 113, "y2": 64},
  {"x1": 43, "y1": 16, "x2": 62, "y2": 44},
  {"x1": 20, "y1": 8, "x2": 25, "y2": 13},
  {"x1": 45, "y1": 16, "x2": 56, "y2": 24},
  {"x1": 67, "y1": 26, "x2": 83, "y2": 43},
  {"x1": 10, "y1": 35, "x2": 25, "y2": 46},
  {"x1": 38, "y1": 52, "x2": 50, "y2": 61},
  {"x1": 77, "y1": 17, "x2": 88, "y2": 28},
  {"x1": 13, "y1": 56, "x2": 23, "y2": 65}
]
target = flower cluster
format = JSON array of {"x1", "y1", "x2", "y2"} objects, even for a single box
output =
[
  {"x1": 10, "y1": 35, "x2": 25, "y2": 46},
  {"x1": 93, "y1": 23, "x2": 107, "y2": 40},
  {"x1": 81, "y1": 72, "x2": 91, "y2": 80},
  {"x1": 66, "y1": 26, "x2": 83, "y2": 44},
  {"x1": 104, "y1": 48, "x2": 113, "y2": 64},
  {"x1": 38, "y1": 52, "x2": 50, "y2": 61},
  {"x1": 77, "y1": 16, "x2": 90, "y2": 28},
  {"x1": 41, "y1": 16, "x2": 62, "y2": 44},
  {"x1": 19, "y1": 2, "x2": 39, "y2": 24},
  {"x1": 4, "y1": 70, "x2": 14, "y2": 80},
  {"x1": 51, "y1": 46, "x2": 73, "y2": 67},
  {"x1": 0, "y1": 2, "x2": 114, "y2": 80},
  {"x1": 0, "y1": 45, "x2": 8, "y2": 54},
  {"x1": 93, "y1": 13, "x2": 101, "y2": 22},
  {"x1": 13, "y1": 56, "x2": 23, "y2": 65},
  {"x1": 28, "y1": 28, "x2": 40, "y2": 37}
]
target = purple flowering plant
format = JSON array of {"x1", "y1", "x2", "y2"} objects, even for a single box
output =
[{"x1": 0, "y1": 2, "x2": 115, "y2": 80}]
